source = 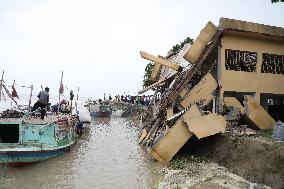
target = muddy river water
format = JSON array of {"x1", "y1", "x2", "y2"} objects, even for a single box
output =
[{"x1": 0, "y1": 117, "x2": 161, "y2": 189}]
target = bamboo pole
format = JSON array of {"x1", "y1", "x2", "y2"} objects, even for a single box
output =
[
  {"x1": 28, "y1": 85, "x2": 33, "y2": 110},
  {"x1": 76, "y1": 86, "x2": 79, "y2": 115},
  {"x1": 58, "y1": 71, "x2": 63, "y2": 113},
  {"x1": 0, "y1": 70, "x2": 4, "y2": 101}
]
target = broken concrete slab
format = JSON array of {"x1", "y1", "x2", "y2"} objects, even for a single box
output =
[
  {"x1": 244, "y1": 95, "x2": 276, "y2": 130},
  {"x1": 151, "y1": 119, "x2": 193, "y2": 162},
  {"x1": 184, "y1": 113, "x2": 226, "y2": 139},
  {"x1": 182, "y1": 104, "x2": 202, "y2": 124},
  {"x1": 140, "y1": 51, "x2": 182, "y2": 71},
  {"x1": 183, "y1": 21, "x2": 218, "y2": 64},
  {"x1": 181, "y1": 73, "x2": 217, "y2": 108},
  {"x1": 224, "y1": 97, "x2": 244, "y2": 114},
  {"x1": 151, "y1": 63, "x2": 162, "y2": 81}
]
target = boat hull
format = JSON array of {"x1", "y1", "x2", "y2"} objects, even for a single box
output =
[
  {"x1": 90, "y1": 111, "x2": 111, "y2": 118},
  {"x1": 0, "y1": 143, "x2": 73, "y2": 166}
]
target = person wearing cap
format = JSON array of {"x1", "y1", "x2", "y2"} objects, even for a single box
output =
[{"x1": 32, "y1": 87, "x2": 50, "y2": 119}]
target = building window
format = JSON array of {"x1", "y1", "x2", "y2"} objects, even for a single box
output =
[
  {"x1": 261, "y1": 53, "x2": 284, "y2": 74},
  {"x1": 225, "y1": 49, "x2": 257, "y2": 72}
]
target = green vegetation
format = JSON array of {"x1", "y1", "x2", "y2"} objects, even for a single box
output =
[
  {"x1": 170, "y1": 37, "x2": 194, "y2": 54},
  {"x1": 143, "y1": 62, "x2": 155, "y2": 87},
  {"x1": 259, "y1": 129, "x2": 284, "y2": 153},
  {"x1": 259, "y1": 129, "x2": 273, "y2": 139},
  {"x1": 170, "y1": 184, "x2": 182, "y2": 189},
  {"x1": 169, "y1": 157, "x2": 188, "y2": 170}
]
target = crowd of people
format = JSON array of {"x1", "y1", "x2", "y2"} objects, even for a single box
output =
[{"x1": 102, "y1": 93, "x2": 152, "y2": 106}]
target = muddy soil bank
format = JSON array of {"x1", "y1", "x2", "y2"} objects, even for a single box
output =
[{"x1": 178, "y1": 133, "x2": 284, "y2": 189}]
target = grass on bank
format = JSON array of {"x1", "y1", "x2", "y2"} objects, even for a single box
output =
[
  {"x1": 259, "y1": 129, "x2": 284, "y2": 153},
  {"x1": 169, "y1": 157, "x2": 188, "y2": 170}
]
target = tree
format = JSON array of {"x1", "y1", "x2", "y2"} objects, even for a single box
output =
[
  {"x1": 143, "y1": 62, "x2": 155, "y2": 87},
  {"x1": 170, "y1": 36, "x2": 194, "y2": 54}
]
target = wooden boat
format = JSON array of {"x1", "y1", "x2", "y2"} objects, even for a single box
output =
[
  {"x1": 89, "y1": 104, "x2": 112, "y2": 118},
  {"x1": 0, "y1": 114, "x2": 77, "y2": 166}
]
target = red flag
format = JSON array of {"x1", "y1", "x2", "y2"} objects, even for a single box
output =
[{"x1": 12, "y1": 84, "x2": 19, "y2": 99}]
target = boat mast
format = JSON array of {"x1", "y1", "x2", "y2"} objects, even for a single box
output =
[
  {"x1": 0, "y1": 69, "x2": 4, "y2": 101},
  {"x1": 28, "y1": 84, "x2": 33, "y2": 110},
  {"x1": 58, "y1": 71, "x2": 63, "y2": 113}
]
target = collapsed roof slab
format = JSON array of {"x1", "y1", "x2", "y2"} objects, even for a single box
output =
[
  {"x1": 181, "y1": 73, "x2": 217, "y2": 108},
  {"x1": 150, "y1": 119, "x2": 193, "y2": 162},
  {"x1": 140, "y1": 51, "x2": 182, "y2": 71},
  {"x1": 184, "y1": 113, "x2": 227, "y2": 139},
  {"x1": 219, "y1": 17, "x2": 284, "y2": 39},
  {"x1": 183, "y1": 21, "x2": 218, "y2": 64},
  {"x1": 244, "y1": 95, "x2": 276, "y2": 130}
]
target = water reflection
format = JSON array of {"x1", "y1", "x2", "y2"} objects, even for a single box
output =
[{"x1": 1, "y1": 117, "x2": 161, "y2": 189}]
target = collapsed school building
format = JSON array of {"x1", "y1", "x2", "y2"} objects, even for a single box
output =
[{"x1": 138, "y1": 18, "x2": 284, "y2": 162}]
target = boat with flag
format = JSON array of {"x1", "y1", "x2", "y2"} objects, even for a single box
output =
[
  {"x1": 0, "y1": 70, "x2": 78, "y2": 166},
  {"x1": 0, "y1": 114, "x2": 77, "y2": 166}
]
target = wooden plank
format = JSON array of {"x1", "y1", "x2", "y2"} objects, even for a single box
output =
[
  {"x1": 181, "y1": 73, "x2": 217, "y2": 108},
  {"x1": 138, "y1": 128, "x2": 148, "y2": 144},
  {"x1": 244, "y1": 95, "x2": 276, "y2": 130},
  {"x1": 138, "y1": 77, "x2": 167, "y2": 94},
  {"x1": 150, "y1": 119, "x2": 193, "y2": 162},
  {"x1": 140, "y1": 51, "x2": 181, "y2": 71},
  {"x1": 185, "y1": 114, "x2": 226, "y2": 139},
  {"x1": 224, "y1": 97, "x2": 244, "y2": 114},
  {"x1": 184, "y1": 21, "x2": 217, "y2": 64}
]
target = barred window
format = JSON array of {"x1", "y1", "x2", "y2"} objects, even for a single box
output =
[
  {"x1": 261, "y1": 53, "x2": 284, "y2": 74},
  {"x1": 225, "y1": 49, "x2": 257, "y2": 72}
]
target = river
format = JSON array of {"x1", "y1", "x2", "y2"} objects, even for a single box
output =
[{"x1": 0, "y1": 117, "x2": 161, "y2": 189}]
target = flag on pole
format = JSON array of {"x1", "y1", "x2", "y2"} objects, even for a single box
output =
[
  {"x1": 12, "y1": 84, "x2": 19, "y2": 99},
  {"x1": 59, "y1": 83, "x2": 64, "y2": 95}
]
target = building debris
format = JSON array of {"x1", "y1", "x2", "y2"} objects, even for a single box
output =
[
  {"x1": 183, "y1": 21, "x2": 218, "y2": 63},
  {"x1": 185, "y1": 113, "x2": 226, "y2": 139},
  {"x1": 224, "y1": 97, "x2": 244, "y2": 114},
  {"x1": 151, "y1": 119, "x2": 193, "y2": 162},
  {"x1": 180, "y1": 73, "x2": 217, "y2": 108},
  {"x1": 138, "y1": 17, "x2": 284, "y2": 162}
]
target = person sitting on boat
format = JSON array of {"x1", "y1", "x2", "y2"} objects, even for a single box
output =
[{"x1": 32, "y1": 87, "x2": 49, "y2": 119}]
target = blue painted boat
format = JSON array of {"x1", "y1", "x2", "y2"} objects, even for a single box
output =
[{"x1": 0, "y1": 115, "x2": 76, "y2": 166}]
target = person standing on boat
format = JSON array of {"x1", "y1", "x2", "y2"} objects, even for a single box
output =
[{"x1": 32, "y1": 87, "x2": 49, "y2": 119}]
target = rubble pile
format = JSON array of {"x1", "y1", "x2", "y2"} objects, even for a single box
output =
[{"x1": 137, "y1": 18, "x2": 281, "y2": 162}]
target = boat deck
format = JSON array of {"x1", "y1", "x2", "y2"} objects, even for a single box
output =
[{"x1": 0, "y1": 114, "x2": 72, "y2": 125}]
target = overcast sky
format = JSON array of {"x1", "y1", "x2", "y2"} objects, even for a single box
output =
[{"x1": 0, "y1": 0, "x2": 283, "y2": 98}]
